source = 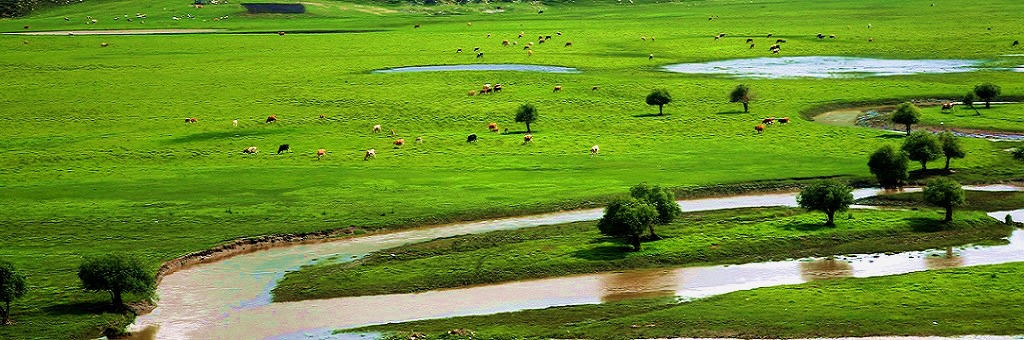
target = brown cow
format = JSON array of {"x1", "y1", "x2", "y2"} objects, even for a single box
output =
[
  {"x1": 778, "y1": 117, "x2": 790, "y2": 124},
  {"x1": 553, "y1": 85, "x2": 563, "y2": 92},
  {"x1": 317, "y1": 148, "x2": 326, "y2": 160},
  {"x1": 266, "y1": 115, "x2": 277, "y2": 123},
  {"x1": 278, "y1": 31, "x2": 285, "y2": 36},
  {"x1": 185, "y1": 117, "x2": 197, "y2": 123},
  {"x1": 502, "y1": 40, "x2": 510, "y2": 46},
  {"x1": 488, "y1": 123, "x2": 499, "y2": 132},
  {"x1": 941, "y1": 103, "x2": 955, "y2": 110},
  {"x1": 762, "y1": 117, "x2": 775, "y2": 125},
  {"x1": 523, "y1": 134, "x2": 533, "y2": 144},
  {"x1": 755, "y1": 124, "x2": 765, "y2": 133},
  {"x1": 564, "y1": 41, "x2": 572, "y2": 47},
  {"x1": 394, "y1": 138, "x2": 405, "y2": 147}
]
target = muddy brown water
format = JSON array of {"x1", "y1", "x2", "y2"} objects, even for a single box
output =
[{"x1": 130, "y1": 185, "x2": 1023, "y2": 339}]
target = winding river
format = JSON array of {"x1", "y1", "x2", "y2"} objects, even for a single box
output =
[{"x1": 130, "y1": 185, "x2": 1023, "y2": 339}]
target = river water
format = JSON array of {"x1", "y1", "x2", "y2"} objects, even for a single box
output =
[{"x1": 130, "y1": 185, "x2": 1023, "y2": 339}]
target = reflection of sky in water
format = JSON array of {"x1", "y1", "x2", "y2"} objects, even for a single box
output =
[
  {"x1": 663, "y1": 57, "x2": 983, "y2": 78},
  {"x1": 373, "y1": 64, "x2": 580, "y2": 73}
]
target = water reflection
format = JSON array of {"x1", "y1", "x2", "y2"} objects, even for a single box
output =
[
  {"x1": 924, "y1": 247, "x2": 964, "y2": 270},
  {"x1": 600, "y1": 270, "x2": 679, "y2": 302},
  {"x1": 799, "y1": 257, "x2": 853, "y2": 281}
]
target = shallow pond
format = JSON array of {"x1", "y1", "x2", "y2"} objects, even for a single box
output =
[
  {"x1": 130, "y1": 185, "x2": 1022, "y2": 339},
  {"x1": 372, "y1": 64, "x2": 580, "y2": 73},
  {"x1": 662, "y1": 57, "x2": 984, "y2": 78}
]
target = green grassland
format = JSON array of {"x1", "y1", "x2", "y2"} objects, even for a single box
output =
[
  {"x1": 354, "y1": 262, "x2": 1024, "y2": 339},
  {"x1": 918, "y1": 104, "x2": 1024, "y2": 133},
  {"x1": 2, "y1": 0, "x2": 1024, "y2": 338}
]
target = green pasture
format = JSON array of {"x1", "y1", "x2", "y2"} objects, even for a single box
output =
[
  {"x1": 1, "y1": 0, "x2": 1024, "y2": 338},
  {"x1": 918, "y1": 104, "x2": 1024, "y2": 133}
]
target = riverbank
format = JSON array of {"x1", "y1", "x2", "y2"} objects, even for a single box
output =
[
  {"x1": 272, "y1": 205, "x2": 1013, "y2": 301},
  {"x1": 353, "y1": 262, "x2": 1024, "y2": 339}
]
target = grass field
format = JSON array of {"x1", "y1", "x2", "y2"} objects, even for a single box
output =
[
  {"x1": 353, "y1": 262, "x2": 1024, "y2": 339},
  {"x1": 2, "y1": 0, "x2": 1024, "y2": 338},
  {"x1": 918, "y1": 104, "x2": 1024, "y2": 133}
]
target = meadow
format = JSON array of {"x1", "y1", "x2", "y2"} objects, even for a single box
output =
[{"x1": 1, "y1": 0, "x2": 1024, "y2": 338}]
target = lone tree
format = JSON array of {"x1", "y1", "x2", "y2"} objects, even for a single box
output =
[
  {"x1": 78, "y1": 254, "x2": 154, "y2": 310},
  {"x1": 0, "y1": 260, "x2": 27, "y2": 325},
  {"x1": 629, "y1": 183, "x2": 682, "y2": 239},
  {"x1": 973, "y1": 83, "x2": 1001, "y2": 109},
  {"x1": 890, "y1": 102, "x2": 921, "y2": 134},
  {"x1": 514, "y1": 103, "x2": 538, "y2": 133},
  {"x1": 729, "y1": 84, "x2": 752, "y2": 113},
  {"x1": 937, "y1": 131, "x2": 966, "y2": 172},
  {"x1": 645, "y1": 88, "x2": 672, "y2": 115},
  {"x1": 962, "y1": 92, "x2": 980, "y2": 115},
  {"x1": 797, "y1": 179, "x2": 854, "y2": 226},
  {"x1": 923, "y1": 178, "x2": 966, "y2": 222},
  {"x1": 901, "y1": 131, "x2": 943, "y2": 170},
  {"x1": 868, "y1": 145, "x2": 909, "y2": 189},
  {"x1": 597, "y1": 198, "x2": 658, "y2": 251}
]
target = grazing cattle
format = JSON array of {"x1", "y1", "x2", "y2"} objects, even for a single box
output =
[
  {"x1": 473, "y1": 47, "x2": 480, "y2": 52},
  {"x1": 373, "y1": 124, "x2": 382, "y2": 133},
  {"x1": 650, "y1": 36, "x2": 655, "y2": 41},
  {"x1": 493, "y1": 84, "x2": 503, "y2": 92},
  {"x1": 545, "y1": 35, "x2": 552, "y2": 40},
  {"x1": 393, "y1": 139, "x2": 405, "y2": 147},
  {"x1": 317, "y1": 148, "x2": 326, "y2": 160},
  {"x1": 502, "y1": 40, "x2": 510, "y2": 46},
  {"x1": 523, "y1": 134, "x2": 533, "y2": 144},
  {"x1": 487, "y1": 33, "x2": 491, "y2": 38},
  {"x1": 519, "y1": 32, "x2": 524, "y2": 38},
  {"x1": 829, "y1": 34, "x2": 836, "y2": 39},
  {"x1": 389, "y1": 129, "x2": 396, "y2": 137},
  {"x1": 714, "y1": 35, "x2": 720, "y2": 40},
  {"x1": 185, "y1": 117, "x2": 197, "y2": 123},
  {"x1": 553, "y1": 85, "x2": 563, "y2": 92},
  {"x1": 746, "y1": 38, "x2": 754, "y2": 43},
  {"x1": 524, "y1": 45, "x2": 531, "y2": 50},
  {"x1": 592, "y1": 86, "x2": 599, "y2": 91},
  {"x1": 590, "y1": 145, "x2": 600, "y2": 157},
  {"x1": 415, "y1": 137, "x2": 423, "y2": 143},
  {"x1": 481, "y1": 84, "x2": 492, "y2": 94},
  {"x1": 537, "y1": 10, "x2": 543, "y2": 14},
  {"x1": 868, "y1": 37, "x2": 874, "y2": 42},
  {"x1": 364, "y1": 148, "x2": 376, "y2": 161},
  {"x1": 266, "y1": 115, "x2": 277, "y2": 123},
  {"x1": 556, "y1": 31, "x2": 563, "y2": 36},
  {"x1": 488, "y1": 122, "x2": 499, "y2": 132},
  {"x1": 776, "y1": 39, "x2": 786, "y2": 43},
  {"x1": 503, "y1": 127, "x2": 509, "y2": 134},
  {"x1": 528, "y1": 50, "x2": 534, "y2": 56},
  {"x1": 466, "y1": 134, "x2": 478, "y2": 143},
  {"x1": 457, "y1": 48, "x2": 462, "y2": 53},
  {"x1": 319, "y1": 114, "x2": 326, "y2": 119},
  {"x1": 538, "y1": 38, "x2": 545, "y2": 44},
  {"x1": 767, "y1": 33, "x2": 773, "y2": 38},
  {"x1": 649, "y1": 54, "x2": 654, "y2": 60},
  {"x1": 755, "y1": 124, "x2": 765, "y2": 133},
  {"x1": 942, "y1": 102, "x2": 955, "y2": 110},
  {"x1": 762, "y1": 117, "x2": 775, "y2": 125},
  {"x1": 778, "y1": 117, "x2": 790, "y2": 124},
  {"x1": 468, "y1": 90, "x2": 477, "y2": 96},
  {"x1": 476, "y1": 52, "x2": 484, "y2": 58},
  {"x1": 277, "y1": 144, "x2": 290, "y2": 154},
  {"x1": 750, "y1": 44, "x2": 755, "y2": 49},
  {"x1": 278, "y1": 31, "x2": 285, "y2": 36},
  {"x1": 564, "y1": 41, "x2": 572, "y2": 47},
  {"x1": 1014, "y1": 40, "x2": 1019, "y2": 47},
  {"x1": 232, "y1": 119, "x2": 238, "y2": 127},
  {"x1": 642, "y1": 36, "x2": 647, "y2": 41},
  {"x1": 101, "y1": 42, "x2": 108, "y2": 47},
  {"x1": 23, "y1": 40, "x2": 28, "y2": 45},
  {"x1": 243, "y1": 146, "x2": 258, "y2": 154},
  {"x1": 718, "y1": 33, "x2": 726, "y2": 38},
  {"x1": 467, "y1": 22, "x2": 472, "y2": 26},
  {"x1": 414, "y1": 24, "x2": 420, "y2": 28},
  {"x1": 816, "y1": 33, "x2": 825, "y2": 39}
]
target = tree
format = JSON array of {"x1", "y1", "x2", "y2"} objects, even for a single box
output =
[
  {"x1": 729, "y1": 84, "x2": 752, "y2": 113},
  {"x1": 937, "y1": 131, "x2": 966, "y2": 172},
  {"x1": 973, "y1": 83, "x2": 1001, "y2": 109},
  {"x1": 629, "y1": 183, "x2": 682, "y2": 239},
  {"x1": 645, "y1": 88, "x2": 672, "y2": 115},
  {"x1": 1014, "y1": 147, "x2": 1024, "y2": 161},
  {"x1": 923, "y1": 178, "x2": 966, "y2": 222},
  {"x1": 597, "y1": 198, "x2": 658, "y2": 251},
  {"x1": 901, "y1": 131, "x2": 943, "y2": 170},
  {"x1": 796, "y1": 179, "x2": 854, "y2": 226},
  {"x1": 890, "y1": 102, "x2": 921, "y2": 134},
  {"x1": 868, "y1": 145, "x2": 909, "y2": 189},
  {"x1": 962, "y1": 92, "x2": 980, "y2": 115},
  {"x1": 514, "y1": 103, "x2": 538, "y2": 133},
  {"x1": 0, "y1": 260, "x2": 27, "y2": 325},
  {"x1": 78, "y1": 254, "x2": 154, "y2": 310}
]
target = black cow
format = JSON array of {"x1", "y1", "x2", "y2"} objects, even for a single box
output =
[
  {"x1": 277, "y1": 144, "x2": 290, "y2": 154},
  {"x1": 477, "y1": 52, "x2": 484, "y2": 58},
  {"x1": 745, "y1": 38, "x2": 754, "y2": 43},
  {"x1": 467, "y1": 134, "x2": 478, "y2": 143},
  {"x1": 1014, "y1": 40, "x2": 1020, "y2": 47}
]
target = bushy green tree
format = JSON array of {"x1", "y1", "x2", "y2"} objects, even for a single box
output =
[
  {"x1": 0, "y1": 260, "x2": 27, "y2": 325},
  {"x1": 597, "y1": 198, "x2": 658, "y2": 251},
  {"x1": 797, "y1": 179, "x2": 854, "y2": 226},
  {"x1": 645, "y1": 89, "x2": 672, "y2": 115},
  {"x1": 514, "y1": 103, "x2": 538, "y2": 133},
  {"x1": 902, "y1": 131, "x2": 943, "y2": 170},
  {"x1": 729, "y1": 84, "x2": 752, "y2": 113},
  {"x1": 78, "y1": 254, "x2": 154, "y2": 309},
  {"x1": 973, "y1": 83, "x2": 1001, "y2": 109},
  {"x1": 1014, "y1": 147, "x2": 1024, "y2": 161},
  {"x1": 962, "y1": 92, "x2": 980, "y2": 115},
  {"x1": 890, "y1": 102, "x2": 921, "y2": 134},
  {"x1": 937, "y1": 131, "x2": 966, "y2": 171},
  {"x1": 629, "y1": 183, "x2": 682, "y2": 239},
  {"x1": 923, "y1": 178, "x2": 966, "y2": 222},
  {"x1": 868, "y1": 145, "x2": 909, "y2": 189}
]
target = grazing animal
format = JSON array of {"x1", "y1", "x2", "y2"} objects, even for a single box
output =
[
  {"x1": 373, "y1": 124, "x2": 382, "y2": 133},
  {"x1": 493, "y1": 84, "x2": 503, "y2": 92},
  {"x1": 564, "y1": 41, "x2": 572, "y2": 47},
  {"x1": 243, "y1": 146, "x2": 258, "y2": 154},
  {"x1": 553, "y1": 85, "x2": 563, "y2": 92},
  {"x1": 278, "y1": 31, "x2": 285, "y2": 36},
  {"x1": 545, "y1": 35, "x2": 552, "y2": 40},
  {"x1": 185, "y1": 117, "x2": 197, "y2": 123},
  {"x1": 467, "y1": 22, "x2": 472, "y2": 26},
  {"x1": 414, "y1": 24, "x2": 420, "y2": 28},
  {"x1": 364, "y1": 148, "x2": 376, "y2": 161},
  {"x1": 942, "y1": 102, "x2": 955, "y2": 110},
  {"x1": 488, "y1": 122, "x2": 499, "y2": 132},
  {"x1": 537, "y1": 10, "x2": 543, "y2": 14},
  {"x1": 277, "y1": 144, "x2": 290, "y2": 154},
  {"x1": 523, "y1": 134, "x2": 533, "y2": 144},
  {"x1": 778, "y1": 117, "x2": 790, "y2": 124},
  {"x1": 389, "y1": 129, "x2": 396, "y2": 137},
  {"x1": 868, "y1": 37, "x2": 874, "y2": 42},
  {"x1": 393, "y1": 139, "x2": 405, "y2": 147},
  {"x1": 468, "y1": 90, "x2": 477, "y2": 96},
  {"x1": 473, "y1": 47, "x2": 480, "y2": 52},
  {"x1": 829, "y1": 34, "x2": 836, "y2": 39},
  {"x1": 767, "y1": 33, "x2": 773, "y2": 38},
  {"x1": 415, "y1": 137, "x2": 423, "y2": 144},
  {"x1": 502, "y1": 40, "x2": 510, "y2": 46},
  {"x1": 592, "y1": 86, "x2": 599, "y2": 91},
  {"x1": 518, "y1": 32, "x2": 524, "y2": 38},
  {"x1": 524, "y1": 45, "x2": 532, "y2": 50},
  {"x1": 528, "y1": 50, "x2": 534, "y2": 56},
  {"x1": 456, "y1": 48, "x2": 463, "y2": 53},
  {"x1": 476, "y1": 52, "x2": 484, "y2": 58},
  {"x1": 100, "y1": 42, "x2": 109, "y2": 47},
  {"x1": 23, "y1": 40, "x2": 28, "y2": 45},
  {"x1": 746, "y1": 38, "x2": 754, "y2": 43},
  {"x1": 556, "y1": 31, "x2": 562, "y2": 36},
  {"x1": 466, "y1": 134, "x2": 478, "y2": 143},
  {"x1": 590, "y1": 145, "x2": 600, "y2": 157},
  {"x1": 642, "y1": 36, "x2": 647, "y2": 41},
  {"x1": 319, "y1": 114, "x2": 326, "y2": 119},
  {"x1": 816, "y1": 33, "x2": 825, "y2": 39},
  {"x1": 266, "y1": 115, "x2": 277, "y2": 123},
  {"x1": 750, "y1": 44, "x2": 755, "y2": 49},
  {"x1": 317, "y1": 148, "x2": 326, "y2": 160},
  {"x1": 755, "y1": 124, "x2": 765, "y2": 133},
  {"x1": 503, "y1": 128, "x2": 509, "y2": 134},
  {"x1": 776, "y1": 39, "x2": 786, "y2": 43},
  {"x1": 649, "y1": 54, "x2": 654, "y2": 60},
  {"x1": 1014, "y1": 40, "x2": 1019, "y2": 47},
  {"x1": 762, "y1": 117, "x2": 775, "y2": 125},
  {"x1": 232, "y1": 119, "x2": 238, "y2": 127}
]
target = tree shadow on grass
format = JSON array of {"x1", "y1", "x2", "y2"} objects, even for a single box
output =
[
  {"x1": 43, "y1": 301, "x2": 116, "y2": 316},
  {"x1": 779, "y1": 221, "x2": 834, "y2": 232},
  {"x1": 572, "y1": 245, "x2": 632, "y2": 261},
  {"x1": 716, "y1": 110, "x2": 746, "y2": 115},
  {"x1": 907, "y1": 217, "x2": 947, "y2": 232},
  {"x1": 502, "y1": 130, "x2": 531, "y2": 135},
  {"x1": 874, "y1": 133, "x2": 906, "y2": 139},
  {"x1": 633, "y1": 113, "x2": 668, "y2": 118}
]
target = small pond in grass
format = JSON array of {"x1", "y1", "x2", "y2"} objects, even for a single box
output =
[
  {"x1": 372, "y1": 64, "x2": 580, "y2": 73},
  {"x1": 662, "y1": 56, "x2": 985, "y2": 78}
]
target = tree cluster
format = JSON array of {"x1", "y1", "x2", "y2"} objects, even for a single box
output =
[{"x1": 597, "y1": 183, "x2": 682, "y2": 251}]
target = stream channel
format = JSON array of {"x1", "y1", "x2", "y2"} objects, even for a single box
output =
[{"x1": 130, "y1": 185, "x2": 1024, "y2": 339}]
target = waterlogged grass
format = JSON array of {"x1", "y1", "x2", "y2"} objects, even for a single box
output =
[
  {"x1": 354, "y1": 262, "x2": 1024, "y2": 339},
  {"x1": 918, "y1": 103, "x2": 1024, "y2": 133},
  {"x1": 273, "y1": 208, "x2": 1010, "y2": 301},
  {"x1": 1, "y1": 0, "x2": 1024, "y2": 337}
]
